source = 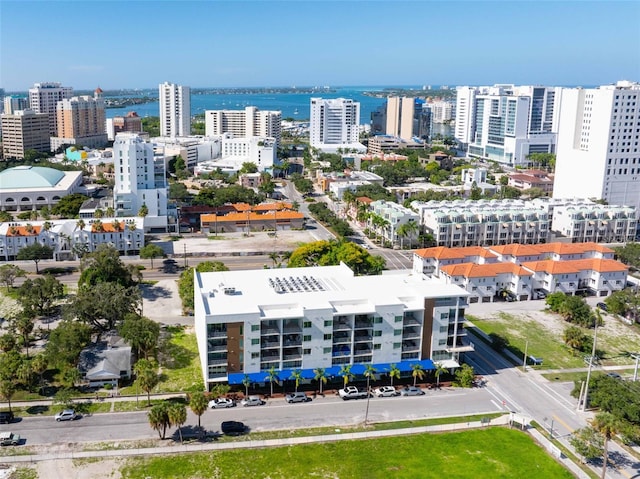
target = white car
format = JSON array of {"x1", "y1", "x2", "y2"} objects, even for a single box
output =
[
  {"x1": 54, "y1": 409, "x2": 78, "y2": 421},
  {"x1": 209, "y1": 398, "x2": 235, "y2": 409},
  {"x1": 400, "y1": 386, "x2": 425, "y2": 396},
  {"x1": 240, "y1": 396, "x2": 265, "y2": 407},
  {"x1": 374, "y1": 386, "x2": 399, "y2": 397}
]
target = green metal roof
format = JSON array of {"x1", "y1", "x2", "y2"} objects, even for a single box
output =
[{"x1": 0, "y1": 166, "x2": 66, "y2": 189}]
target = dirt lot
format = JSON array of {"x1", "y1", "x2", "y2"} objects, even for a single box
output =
[{"x1": 35, "y1": 458, "x2": 122, "y2": 479}]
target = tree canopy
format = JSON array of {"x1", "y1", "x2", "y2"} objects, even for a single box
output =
[
  {"x1": 18, "y1": 275, "x2": 64, "y2": 317},
  {"x1": 178, "y1": 261, "x2": 230, "y2": 313},
  {"x1": 192, "y1": 185, "x2": 264, "y2": 207},
  {"x1": 50, "y1": 193, "x2": 89, "y2": 218},
  {"x1": 287, "y1": 240, "x2": 385, "y2": 275},
  {"x1": 16, "y1": 243, "x2": 54, "y2": 273},
  {"x1": 78, "y1": 245, "x2": 138, "y2": 289},
  {"x1": 613, "y1": 243, "x2": 640, "y2": 270}
]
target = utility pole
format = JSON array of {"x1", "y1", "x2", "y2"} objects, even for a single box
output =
[
  {"x1": 581, "y1": 315, "x2": 599, "y2": 411},
  {"x1": 632, "y1": 353, "x2": 640, "y2": 382},
  {"x1": 183, "y1": 243, "x2": 187, "y2": 268},
  {"x1": 522, "y1": 340, "x2": 528, "y2": 372}
]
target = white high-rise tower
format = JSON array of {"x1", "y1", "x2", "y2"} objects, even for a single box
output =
[
  {"x1": 309, "y1": 98, "x2": 361, "y2": 152},
  {"x1": 159, "y1": 82, "x2": 191, "y2": 137},
  {"x1": 553, "y1": 81, "x2": 640, "y2": 210},
  {"x1": 28, "y1": 82, "x2": 73, "y2": 136}
]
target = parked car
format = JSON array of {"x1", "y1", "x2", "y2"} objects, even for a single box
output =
[
  {"x1": 596, "y1": 302, "x2": 608, "y2": 312},
  {"x1": 400, "y1": 386, "x2": 425, "y2": 396},
  {"x1": 533, "y1": 289, "x2": 547, "y2": 299},
  {"x1": 606, "y1": 372, "x2": 622, "y2": 380},
  {"x1": 374, "y1": 386, "x2": 399, "y2": 397},
  {"x1": 209, "y1": 398, "x2": 235, "y2": 409},
  {"x1": 240, "y1": 396, "x2": 265, "y2": 407},
  {"x1": 285, "y1": 392, "x2": 311, "y2": 403},
  {"x1": 221, "y1": 421, "x2": 246, "y2": 435},
  {"x1": 0, "y1": 412, "x2": 14, "y2": 424},
  {"x1": 54, "y1": 409, "x2": 78, "y2": 422},
  {"x1": 0, "y1": 432, "x2": 21, "y2": 446}
]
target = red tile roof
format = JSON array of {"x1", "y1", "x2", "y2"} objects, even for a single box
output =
[
  {"x1": 7, "y1": 225, "x2": 41, "y2": 236},
  {"x1": 441, "y1": 262, "x2": 532, "y2": 278},
  {"x1": 414, "y1": 246, "x2": 497, "y2": 260},
  {"x1": 522, "y1": 258, "x2": 627, "y2": 274}
]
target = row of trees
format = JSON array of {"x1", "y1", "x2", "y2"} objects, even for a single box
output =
[
  {"x1": 287, "y1": 240, "x2": 385, "y2": 276},
  {"x1": 307, "y1": 202, "x2": 353, "y2": 237}
]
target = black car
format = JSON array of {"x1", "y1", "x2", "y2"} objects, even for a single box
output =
[
  {"x1": 596, "y1": 302, "x2": 608, "y2": 312},
  {"x1": 0, "y1": 411, "x2": 14, "y2": 424},
  {"x1": 221, "y1": 421, "x2": 246, "y2": 435}
]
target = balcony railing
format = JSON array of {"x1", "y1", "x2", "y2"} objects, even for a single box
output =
[{"x1": 333, "y1": 321, "x2": 351, "y2": 331}]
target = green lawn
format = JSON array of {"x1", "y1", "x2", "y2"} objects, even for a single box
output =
[
  {"x1": 468, "y1": 313, "x2": 585, "y2": 370},
  {"x1": 469, "y1": 311, "x2": 640, "y2": 369},
  {"x1": 120, "y1": 428, "x2": 574, "y2": 479}
]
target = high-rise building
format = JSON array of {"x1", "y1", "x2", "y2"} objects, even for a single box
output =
[
  {"x1": 28, "y1": 82, "x2": 73, "y2": 136},
  {"x1": 455, "y1": 85, "x2": 561, "y2": 166},
  {"x1": 204, "y1": 106, "x2": 281, "y2": 142},
  {"x1": 158, "y1": 82, "x2": 190, "y2": 137},
  {"x1": 51, "y1": 88, "x2": 107, "y2": 150},
  {"x1": 430, "y1": 100, "x2": 454, "y2": 124},
  {"x1": 553, "y1": 81, "x2": 640, "y2": 210},
  {"x1": 386, "y1": 97, "x2": 416, "y2": 141},
  {"x1": 1, "y1": 109, "x2": 50, "y2": 159},
  {"x1": 113, "y1": 133, "x2": 168, "y2": 230},
  {"x1": 3, "y1": 96, "x2": 28, "y2": 115},
  {"x1": 309, "y1": 98, "x2": 362, "y2": 152}
]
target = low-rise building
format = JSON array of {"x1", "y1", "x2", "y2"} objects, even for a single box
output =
[
  {"x1": 200, "y1": 202, "x2": 303, "y2": 234},
  {"x1": 368, "y1": 200, "x2": 420, "y2": 246},
  {"x1": 316, "y1": 170, "x2": 384, "y2": 194},
  {"x1": 551, "y1": 204, "x2": 637, "y2": 243},
  {"x1": 508, "y1": 169, "x2": 554, "y2": 194},
  {"x1": 78, "y1": 335, "x2": 132, "y2": 388},
  {"x1": 193, "y1": 263, "x2": 472, "y2": 388},
  {"x1": 413, "y1": 246, "x2": 499, "y2": 277}
]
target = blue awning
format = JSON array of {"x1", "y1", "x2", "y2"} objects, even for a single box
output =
[{"x1": 227, "y1": 359, "x2": 435, "y2": 385}]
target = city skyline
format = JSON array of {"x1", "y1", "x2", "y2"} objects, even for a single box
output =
[{"x1": 1, "y1": 1, "x2": 638, "y2": 91}]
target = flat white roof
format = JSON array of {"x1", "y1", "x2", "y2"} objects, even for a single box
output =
[{"x1": 196, "y1": 263, "x2": 468, "y2": 318}]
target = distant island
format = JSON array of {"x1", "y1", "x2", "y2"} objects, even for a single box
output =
[
  {"x1": 363, "y1": 88, "x2": 456, "y2": 99},
  {"x1": 192, "y1": 86, "x2": 336, "y2": 95},
  {"x1": 104, "y1": 97, "x2": 158, "y2": 109}
]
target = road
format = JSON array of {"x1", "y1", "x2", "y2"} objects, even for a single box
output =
[
  {"x1": 8, "y1": 389, "x2": 500, "y2": 445},
  {"x1": 466, "y1": 331, "x2": 640, "y2": 479}
]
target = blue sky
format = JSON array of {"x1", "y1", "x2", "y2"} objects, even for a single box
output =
[{"x1": 1, "y1": 0, "x2": 638, "y2": 91}]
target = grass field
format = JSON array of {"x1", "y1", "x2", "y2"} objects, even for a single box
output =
[
  {"x1": 120, "y1": 428, "x2": 574, "y2": 479},
  {"x1": 468, "y1": 313, "x2": 585, "y2": 370}
]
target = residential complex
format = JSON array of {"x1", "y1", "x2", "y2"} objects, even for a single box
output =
[
  {"x1": 429, "y1": 100, "x2": 454, "y2": 124},
  {"x1": 28, "y1": 82, "x2": 73, "y2": 136},
  {"x1": 455, "y1": 85, "x2": 561, "y2": 166},
  {"x1": 553, "y1": 81, "x2": 640, "y2": 211},
  {"x1": 200, "y1": 202, "x2": 304, "y2": 234},
  {"x1": 368, "y1": 200, "x2": 420, "y2": 246},
  {"x1": 414, "y1": 242, "x2": 628, "y2": 302},
  {"x1": 3, "y1": 96, "x2": 28, "y2": 115},
  {"x1": 309, "y1": 98, "x2": 365, "y2": 153},
  {"x1": 106, "y1": 111, "x2": 143, "y2": 141},
  {"x1": 1, "y1": 110, "x2": 51, "y2": 159},
  {"x1": 194, "y1": 264, "x2": 471, "y2": 388},
  {"x1": 159, "y1": 82, "x2": 191, "y2": 137},
  {"x1": 194, "y1": 135, "x2": 276, "y2": 175},
  {"x1": 551, "y1": 203, "x2": 637, "y2": 243},
  {"x1": 51, "y1": 88, "x2": 108, "y2": 150},
  {"x1": 204, "y1": 106, "x2": 282, "y2": 143},
  {"x1": 112, "y1": 133, "x2": 169, "y2": 230}
]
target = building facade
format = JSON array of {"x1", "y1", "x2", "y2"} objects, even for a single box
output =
[
  {"x1": 28, "y1": 82, "x2": 73, "y2": 136},
  {"x1": 3, "y1": 96, "x2": 28, "y2": 115},
  {"x1": 455, "y1": 85, "x2": 561, "y2": 165},
  {"x1": 205, "y1": 107, "x2": 281, "y2": 143},
  {"x1": 194, "y1": 264, "x2": 471, "y2": 388},
  {"x1": 159, "y1": 82, "x2": 191, "y2": 137},
  {"x1": 429, "y1": 100, "x2": 454, "y2": 124},
  {"x1": 368, "y1": 200, "x2": 420, "y2": 246},
  {"x1": 107, "y1": 111, "x2": 143, "y2": 140},
  {"x1": 551, "y1": 204, "x2": 637, "y2": 243},
  {"x1": 553, "y1": 81, "x2": 640, "y2": 211},
  {"x1": 310, "y1": 98, "x2": 363, "y2": 152},
  {"x1": 1, "y1": 110, "x2": 51, "y2": 159},
  {"x1": 112, "y1": 133, "x2": 168, "y2": 230},
  {"x1": 51, "y1": 88, "x2": 107, "y2": 150}
]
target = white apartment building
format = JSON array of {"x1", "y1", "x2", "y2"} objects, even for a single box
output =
[
  {"x1": 455, "y1": 85, "x2": 562, "y2": 165},
  {"x1": 193, "y1": 264, "x2": 472, "y2": 388},
  {"x1": 413, "y1": 246, "x2": 499, "y2": 277},
  {"x1": 1, "y1": 110, "x2": 51, "y2": 159},
  {"x1": 310, "y1": 98, "x2": 365, "y2": 153},
  {"x1": 113, "y1": 133, "x2": 168, "y2": 231},
  {"x1": 204, "y1": 107, "x2": 281, "y2": 143},
  {"x1": 368, "y1": 200, "x2": 420, "y2": 246},
  {"x1": 28, "y1": 82, "x2": 73, "y2": 136},
  {"x1": 551, "y1": 204, "x2": 637, "y2": 243},
  {"x1": 152, "y1": 136, "x2": 222, "y2": 170},
  {"x1": 553, "y1": 81, "x2": 640, "y2": 211},
  {"x1": 193, "y1": 135, "x2": 276, "y2": 175},
  {"x1": 3, "y1": 96, "x2": 28, "y2": 115},
  {"x1": 430, "y1": 100, "x2": 454, "y2": 124},
  {"x1": 159, "y1": 82, "x2": 191, "y2": 137},
  {"x1": 0, "y1": 217, "x2": 144, "y2": 262},
  {"x1": 411, "y1": 199, "x2": 550, "y2": 247}
]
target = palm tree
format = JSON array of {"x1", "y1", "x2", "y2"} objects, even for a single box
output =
[
  {"x1": 94, "y1": 208, "x2": 104, "y2": 219},
  {"x1": 168, "y1": 403, "x2": 187, "y2": 444},
  {"x1": 403, "y1": 219, "x2": 419, "y2": 248},
  {"x1": 268, "y1": 251, "x2": 280, "y2": 268},
  {"x1": 396, "y1": 223, "x2": 409, "y2": 249},
  {"x1": 591, "y1": 412, "x2": 621, "y2": 479},
  {"x1": 265, "y1": 366, "x2": 279, "y2": 397},
  {"x1": 106, "y1": 206, "x2": 115, "y2": 217},
  {"x1": 138, "y1": 203, "x2": 149, "y2": 218},
  {"x1": 112, "y1": 219, "x2": 122, "y2": 232},
  {"x1": 42, "y1": 221, "x2": 52, "y2": 232},
  {"x1": 363, "y1": 364, "x2": 377, "y2": 425},
  {"x1": 290, "y1": 369, "x2": 303, "y2": 393},
  {"x1": 339, "y1": 364, "x2": 354, "y2": 388},
  {"x1": 388, "y1": 363, "x2": 401, "y2": 387},
  {"x1": 25, "y1": 223, "x2": 34, "y2": 234},
  {"x1": 313, "y1": 367, "x2": 327, "y2": 396},
  {"x1": 188, "y1": 391, "x2": 208, "y2": 429},
  {"x1": 76, "y1": 219, "x2": 85, "y2": 231},
  {"x1": 242, "y1": 375, "x2": 252, "y2": 397},
  {"x1": 411, "y1": 363, "x2": 425, "y2": 387},
  {"x1": 93, "y1": 220, "x2": 104, "y2": 233},
  {"x1": 434, "y1": 362, "x2": 447, "y2": 388},
  {"x1": 148, "y1": 402, "x2": 170, "y2": 439}
]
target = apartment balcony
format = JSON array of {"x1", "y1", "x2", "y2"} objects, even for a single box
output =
[
  {"x1": 402, "y1": 340, "x2": 420, "y2": 352},
  {"x1": 208, "y1": 343, "x2": 228, "y2": 353},
  {"x1": 354, "y1": 332, "x2": 372, "y2": 342},
  {"x1": 283, "y1": 351, "x2": 302, "y2": 361},
  {"x1": 401, "y1": 352, "x2": 419, "y2": 360},
  {"x1": 283, "y1": 324, "x2": 302, "y2": 334},
  {"x1": 446, "y1": 338, "x2": 475, "y2": 353},
  {"x1": 353, "y1": 354, "x2": 373, "y2": 363},
  {"x1": 208, "y1": 357, "x2": 228, "y2": 367},
  {"x1": 403, "y1": 317, "x2": 421, "y2": 327},
  {"x1": 354, "y1": 321, "x2": 374, "y2": 330},
  {"x1": 283, "y1": 360, "x2": 302, "y2": 369},
  {"x1": 332, "y1": 357, "x2": 351, "y2": 365},
  {"x1": 283, "y1": 335, "x2": 302, "y2": 347},
  {"x1": 260, "y1": 339, "x2": 280, "y2": 350},
  {"x1": 333, "y1": 332, "x2": 351, "y2": 344},
  {"x1": 332, "y1": 345, "x2": 351, "y2": 357},
  {"x1": 261, "y1": 326, "x2": 280, "y2": 336},
  {"x1": 333, "y1": 321, "x2": 352, "y2": 331},
  {"x1": 260, "y1": 360, "x2": 279, "y2": 369},
  {"x1": 207, "y1": 331, "x2": 227, "y2": 339},
  {"x1": 402, "y1": 327, "x2": 421, "y2": 339}
]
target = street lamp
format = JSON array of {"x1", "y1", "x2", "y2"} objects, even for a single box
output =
[
  {"x1": 579, "y1": 314, "x2": 599, "y2": 411},
  {"x1": 631, "y1": 353, "x2": 640, "y2": 382}
]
